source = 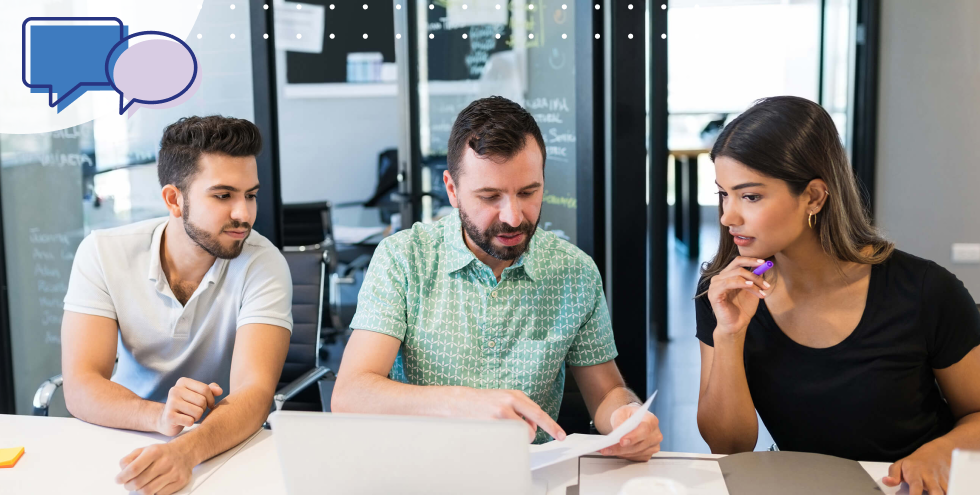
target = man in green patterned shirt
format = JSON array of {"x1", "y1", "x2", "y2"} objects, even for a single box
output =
[{"x1": 333, "y1": 96, "x2": 662, "y2": 460}]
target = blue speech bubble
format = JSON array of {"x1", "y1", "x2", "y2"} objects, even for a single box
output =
[{"x1": 21, "y1": 17, "x2": 128, "y2": 113}]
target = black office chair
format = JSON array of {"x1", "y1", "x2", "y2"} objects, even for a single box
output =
[
  {"x1": 557, "y1": 362, "x2": 597, "y2": 435},
  {"x1": 273, "y1": 246, "x2": 335, "y2": 411},
  {"x1": 281, "y1": 201, "x2": 372, "y2": 343},
  {"x1": 282, "y1": 202, "x2": 335, "y2": 248},
  {"x1": 32, "y1": 247, "x2": 335, "y2": 416}
]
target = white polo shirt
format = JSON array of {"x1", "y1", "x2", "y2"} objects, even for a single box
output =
[{"x1": 63, "y1": 217, "x2": 293, "y2": 403}]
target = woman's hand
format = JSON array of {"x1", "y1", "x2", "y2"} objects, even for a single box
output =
[
  {"x1": 706, "y1": 257, "x2": 770, "y2": 337},
  {"x1": 883, "y1": 439, "x2": 952, "y2": 495}
]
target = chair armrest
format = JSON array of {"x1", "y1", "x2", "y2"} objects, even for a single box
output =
[
  {"x1": 33, "y1": 374, "x2": 64, "y2": 416},
  {"x1": 274, "y1": 367, "x2": 335, "y2": 411}
]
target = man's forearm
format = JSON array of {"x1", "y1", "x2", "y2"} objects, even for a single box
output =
[
  {"x1": 332, "y1": 371, "x2": 459, "y2": 417},
  {"x1": 168, "y1": 385, "x2": 274, "y2": 466},
  {"x1": 64, "y1": 372, "x2": 162, "y2": 432},
  {"x1": 593, "y1": 386, "x2": 642, "y2": 435}
]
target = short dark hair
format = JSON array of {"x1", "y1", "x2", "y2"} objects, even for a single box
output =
[
  {"x1": 158, "y1": 115, "x2": 262, "y2": 191},
  {"x1": 447, "y1": 96, "x2": 546, "y2": 182}
]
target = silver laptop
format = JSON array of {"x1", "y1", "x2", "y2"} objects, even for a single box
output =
[
  {"x1": 949, "y1": 449, "x2": 980, "y2": 495},
  {"x1": 267, "y1": 411, "x2": 532, "y2": 495}
]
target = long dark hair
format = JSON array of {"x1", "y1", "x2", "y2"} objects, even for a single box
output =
[{"x1": 699, "y1": 96, "x2": 893, "y2": 290}]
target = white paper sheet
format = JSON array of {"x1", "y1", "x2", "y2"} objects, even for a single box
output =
[
  {"x1": 529, "y1": 390, "x2": 657, "y2": 471},
  {"x1": 177, "y1": 429, "x2": 261, "y2": 494},
  {"x1": 274, "y1": 1, "x2": 325, "y2": 53},
  {"x1": 445, "y1": 1, "x2": 509, "y2": 29}
]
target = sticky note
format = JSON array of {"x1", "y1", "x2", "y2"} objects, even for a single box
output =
[{"x1": 0, "y1": 447, "x2": 24, "y2": 468}]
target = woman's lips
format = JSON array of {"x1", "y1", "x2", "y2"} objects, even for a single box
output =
[{"x1": 732, "y1": 233, "x2": 754, "y2": 247}]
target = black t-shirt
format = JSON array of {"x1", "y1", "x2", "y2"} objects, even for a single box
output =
[{"x1": 695, "y1": 250, "x2": 980, "y2": 462}]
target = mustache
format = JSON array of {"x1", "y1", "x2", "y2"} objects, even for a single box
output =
[
  {"x1": 224, "y1": 220, "x2": 251, "y2": 230},
  {"x1": 485, "y1": 220, "x2": 533, "y2": 237}
]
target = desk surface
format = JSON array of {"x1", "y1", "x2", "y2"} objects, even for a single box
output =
[
  {"x1": 1, "y1": 415, "x2": 904, "y2": 495},
  {"x1": 0, "y1": 414, "x2": 252, "y2": 495}
]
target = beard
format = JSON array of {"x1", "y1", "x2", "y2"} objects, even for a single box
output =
[
  {"x1": 182, "y1": 197, "x2": 251, "y2": 259},
  {"x1": 459, "y1": 206, "x2": 538, "y2": 261}
]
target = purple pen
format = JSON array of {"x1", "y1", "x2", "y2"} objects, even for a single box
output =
[{"x1": 752, "y1": 260, "x2": 774, "y2": 276}]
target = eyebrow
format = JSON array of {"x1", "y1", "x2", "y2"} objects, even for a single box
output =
[
  {"x1": 715, "y1": 181, "x2": 765, "y2": 191},
  {"x1": 207, "y1": 184, "x2": 261, "y2": 193},
  {"x1": 472, "y1": 182, "x2": 543, "y2": 194}
]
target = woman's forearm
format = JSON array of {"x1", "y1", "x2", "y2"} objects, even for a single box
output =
[
  {"x1": 928, "y1": 411, "x2": 980, "y2": 456},
  {"x1": 697, "y1": 331, "x2": 759, "y2": 454}
]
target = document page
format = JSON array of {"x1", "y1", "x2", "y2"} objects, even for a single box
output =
[{"x1": 529, "y1": 390, "x2": 657, "y2": 471}]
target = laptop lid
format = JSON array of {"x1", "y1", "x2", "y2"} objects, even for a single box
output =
[
  {"x1": 268, "y1": 411, "x2": 532, "y2": 495},
  {"x1": 949, "y1": 449, "x2": 980, "y2": 495}
]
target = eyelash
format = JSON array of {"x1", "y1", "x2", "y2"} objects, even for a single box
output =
[
  {"x1": 480, "y1": 192, "x2": 535, "y2": 201},
  {"x1": 214, "y1": 194, "x2": 257, "y2": 200},
  {"x1": 715, "y1": 191, "x2": 761, "y2": 202}
]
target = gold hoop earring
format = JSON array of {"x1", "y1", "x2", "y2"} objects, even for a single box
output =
[{"x1": 808, "y1": 213, "x2": 816, "y2": 229}]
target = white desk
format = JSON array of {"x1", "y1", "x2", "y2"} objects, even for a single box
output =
[
  {"x1": 1, "y1": 415, "x2": 905, "y2": 495},
  {"x1": 0, "y1": 414, "x2": 254, "y2": 495}
]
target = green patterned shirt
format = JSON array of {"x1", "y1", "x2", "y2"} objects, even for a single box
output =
[{"x1": 350, "y1": 209, "x2": 618, "y2": 443}]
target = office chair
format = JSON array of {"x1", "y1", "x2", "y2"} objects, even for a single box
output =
[
  {"x1": 32, "y1": 247, "x2": 335, "y2": 416},
  {"x1": 557, "y1": 362, "x2": 598, "y2": 435},
  {"x1": 280, "y1": 202, "x2": 355, "y2": 354},
  {"x1": 274, "y1": 246, "x2": 335, "y2": 411},
  {"x1": 282, "y1": 202, "x2": 336, "y2": 248},
  {"x1": 362, "y1": 148, "x2": 400, "y2": 224}
]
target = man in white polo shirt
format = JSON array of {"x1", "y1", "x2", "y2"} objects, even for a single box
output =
[{"x1": 61, "y1": 115, "x2": 292, "y2": 495}]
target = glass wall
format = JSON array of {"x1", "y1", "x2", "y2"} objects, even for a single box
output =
[
  {"x1": 821, "y1": 0, "x2": 857, "y2": 158},
  {"x1": 273, "y1": 0, "x2": 402, "y2": 232},
  {"x1": 667, "y1": 0, "x2": 822, "y2": 205},
  {"x1": 0, "y1": 0, "x2": 259, "y2": 415},
  {"x1": 412, "y1": 0, "x2": 581, "y2": 244}
]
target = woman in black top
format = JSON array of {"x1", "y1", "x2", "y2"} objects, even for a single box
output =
[{"x1": 696, "y1": 96, "x2": 980, "y2": 495}]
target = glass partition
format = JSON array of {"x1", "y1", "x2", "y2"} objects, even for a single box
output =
[
  {"x1": 412, "y1": 0, "x2": 582, "y2": 245},
  {"x1": 0, "y1": 0, "x2": 260, "y2": 415}
]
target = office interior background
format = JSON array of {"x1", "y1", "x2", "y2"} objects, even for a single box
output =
[{"x1": 0, "y1": 0, "x2": 976, "y2": 455}]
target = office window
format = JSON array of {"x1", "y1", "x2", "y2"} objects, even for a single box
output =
[
  {"x1": 273, "y1": 0, "x2": 401, "y2": 230},
  {"x1": 0, "y1": 1, "x2": 259, "y2": 415},
  {"x1": 667, "y1": 0, "x2": 821, "y2": 205},
  {"x1": 412, "y1": 0, "x2": 582, "y2": 244}
]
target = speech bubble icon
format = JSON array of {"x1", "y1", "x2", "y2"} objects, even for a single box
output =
[
  {"x1": 123, "y1": 55, "x2": 202, "y2": 117},
  {"x1": 21, "y1": 18, "x2": 127, "y2": 113},
  {"x1": 105, "y1": 31, "x2": 199, "y2": 116}
]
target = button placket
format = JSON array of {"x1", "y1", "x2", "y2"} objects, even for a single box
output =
[{"x1": 173, "y1": 296, "x2": 193, "y2": 338}]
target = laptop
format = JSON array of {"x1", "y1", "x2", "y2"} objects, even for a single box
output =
[
  {"x1": 267, "y1": 411, "x2": 532, "y2": 495},
  {"x1": 949, "y1": 449, "x2": 980, "y2": 495}
]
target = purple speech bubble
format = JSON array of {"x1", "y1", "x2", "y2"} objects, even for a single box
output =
[
  {"x1": 124, "y1": 54, "x2": 202, "y2": 117},
  {"x1": 105, "y1": 32, "x2": 199, "y2": 116}
]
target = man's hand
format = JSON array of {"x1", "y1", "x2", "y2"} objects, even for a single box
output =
[
  {"x1": 882, "y1": 439, "x2": 951, "y2": 495},
  {"x1": 451, "y1": 388, "x2": 567, "y2": 443},
  {"x1": 156, "y1": 378, "x2": 223, "y2": 436},
  {"x1": 115, "y1": 442, "x2": 196, "y2": 495},
  {"x1": 599, "y1": 404, "x2": 663, "y2": 462}
]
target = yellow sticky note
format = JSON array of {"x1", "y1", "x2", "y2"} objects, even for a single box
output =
[{"x1": 0, "y1": 447, "x2": 24, "y2": 468}]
